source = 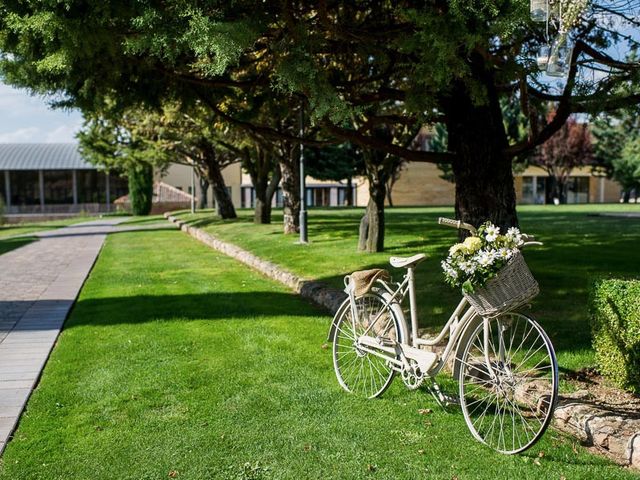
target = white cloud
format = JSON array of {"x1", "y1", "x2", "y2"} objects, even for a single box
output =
[
  {"x1": 0, "y1": 82, "x2": 82, "y2": 143},
  {"x1": 43, "y1": 123, "x2": 82, "y2": 143},
  {"x1": 0, "y1": 127, "x2": 41, "y2": 143}
]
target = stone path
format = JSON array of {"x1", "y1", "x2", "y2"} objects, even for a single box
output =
[{"x1": 0, "y1": 218, "x2": 128, "y2": 454}]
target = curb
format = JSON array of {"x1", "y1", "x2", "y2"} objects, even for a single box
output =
[{"x1": 165, "y1": 212, "x2": 640, "y2": 469}]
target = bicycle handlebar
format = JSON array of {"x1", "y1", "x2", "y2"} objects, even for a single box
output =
[
  {"x1": 438, "y1": 218, "x2": 542, "y2": 246},
  {"x1": 438, "y1": 217, "x2": 477, "y2": 235}
]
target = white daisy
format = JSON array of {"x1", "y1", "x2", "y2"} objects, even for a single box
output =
[
  {"x1": 459, "y1": 261, "x2": 476, "y2": 274},
  {"x1": 506, "y1": 226, "x2": 523, "y2": 246},
  {"x1": 485, "y1": 225, "x2": 500, "y2": 243},
  {"x1": 476, "y1": 250, "x2": 496, "y2": 267}
]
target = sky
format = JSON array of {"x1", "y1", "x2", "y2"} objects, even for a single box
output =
[{"x1": 0, "y1": 82, "x2": 82, "y2": 144}]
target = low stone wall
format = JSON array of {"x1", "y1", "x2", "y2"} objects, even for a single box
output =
[{"x1": 165, "y1": 212, "x2": 640, "y2": 469}]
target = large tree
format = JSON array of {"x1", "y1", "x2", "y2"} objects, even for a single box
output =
[
  {"x1": 79, "y1": 103, "x2": 239, "y2": 218},
  {"x1": 1, "y1": 1, "x2": 639, "y2": 232}
]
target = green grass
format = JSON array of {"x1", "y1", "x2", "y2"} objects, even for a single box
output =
[
  {"x1": 0, "y1": 216, "x2": 96, "y2": 239},
  {"x1": 0, "y1": 228, "x2": 636, "y2": 479},
  {"x1": 119, "y1": 215, "x2": 167, "y2": 226},
  {"x1": 174, "y1": 205, "x2": 640, "y2": 373}
]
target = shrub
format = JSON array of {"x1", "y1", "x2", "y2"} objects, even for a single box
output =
[
  {"x1": 0, "y1": 196, "x2": 4, "y2": 225},
  {"x1": 127, "y1": 163, "x2": 153, "y2": 215},
  {"x1": 591, "y1": 278, "x2": 640, "y2": 392}
]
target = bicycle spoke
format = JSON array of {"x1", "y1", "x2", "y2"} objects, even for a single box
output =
[
  {"x1": 459, "y1": 313, "x2": 557, "y2": 454},
  {"x1": 332, "y1": 294, "x2": 400, "y2": 398}
]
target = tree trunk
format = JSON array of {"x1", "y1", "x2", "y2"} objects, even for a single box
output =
[
  {"x1": 203, "y1": 152, "x2": 236, "y2": 219},
  {"x1": 252, "y1": 173, "x2": 270, "y2": 224},
  {"x1": 197, "y1": 176, "x2": 209, "y2": 210},
  {"x1": 254, "y1": 198, "x2": 270, "y2": 223},
  {"x1": 346, "y1": 177, "x2": 353, "y2": 206},
  {"x1": 358, "y1": 212, "x2": 369, "y2": 251},
  {"x1": 552, "y1": 177, "x2": 567, "y2": 204},
  {"x1": 280, "y1": 156, "x2": 300, "y2": 234},
  {"x1": 358, "y1": 181, "x2": 386, "y2": 252},
  {"x1": 445, "y1": 56, "x2": 517, "y2": 230},
  {"x1": 386, "y1": 182, "x2": 394, "y2": 207}
]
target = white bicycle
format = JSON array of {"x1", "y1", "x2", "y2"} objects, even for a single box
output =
[{"x1": 328, "y1": 218, "x2": 558, "y2": 454}]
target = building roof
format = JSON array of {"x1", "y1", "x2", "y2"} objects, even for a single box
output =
[{"x1": 0, "y1": 143, "x2": 95, "y2": 171}]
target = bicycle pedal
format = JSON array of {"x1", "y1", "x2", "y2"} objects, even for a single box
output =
[{"x1": 427, "y1": 381, "x2": 459, "y2": 409}]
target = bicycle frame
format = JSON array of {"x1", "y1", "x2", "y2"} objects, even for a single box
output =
[{"x1": 370, "y1": 266, "x2": 484, "y2": 378}]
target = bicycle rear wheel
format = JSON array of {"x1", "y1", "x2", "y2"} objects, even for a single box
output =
[
  {"x1": 458, "y1": 312, "x2": 558, "y2": 454},
  {"x1": 332, "y1": 293, "x2": 401, "y2": 399}
]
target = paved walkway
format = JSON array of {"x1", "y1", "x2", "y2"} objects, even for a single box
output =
[{"x1": 0, "y1": 218, "x2": 128, "y2": 453}]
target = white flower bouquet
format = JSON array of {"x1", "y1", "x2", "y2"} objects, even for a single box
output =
[{"x1": 441, "y1": 222, "x2": 525, "y2": 294}]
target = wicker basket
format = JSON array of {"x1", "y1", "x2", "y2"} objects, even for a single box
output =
[{"x1": 464, "y1": 251, "x2": 539, "y2": 318}]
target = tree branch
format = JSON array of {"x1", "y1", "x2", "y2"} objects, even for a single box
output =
[{"x1": 325, "y1": 124, "x2": 455, "y2": 164}]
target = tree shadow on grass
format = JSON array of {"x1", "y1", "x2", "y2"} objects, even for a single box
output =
[
  {"x1": 0, "y1": 236, "x2": 37, "y2": 256},
  {"x1": 66, "y1": 291, "x2": 325, "y2": 328},
  {"x1": 0, "y1": 291, "x2": 326, "y2": 331}
]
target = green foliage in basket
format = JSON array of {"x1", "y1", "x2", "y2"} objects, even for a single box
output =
[
  {"x1": 441, "y1": 222, "x2": 525, "y2": 294},
  {"x1": 591, "y1": 278, "x2": 640, "y2": 393}
]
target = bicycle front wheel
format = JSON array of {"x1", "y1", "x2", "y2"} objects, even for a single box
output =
[
  {"x1": 458, "y1": 312, "x2": 558, "y2": 454},
  {"x1": 332, "y1": 293, "x2": 401, "y2": 399}
]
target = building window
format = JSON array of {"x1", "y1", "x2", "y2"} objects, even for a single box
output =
[
  {"x1": 241, "y1": 186, "x2": 255, "y2": 208},
  {"x1": 76, "y1": 171, "x2": 127, "y2": 203},
  {"x1": 109, "y1": 174, "x2": 129, "y2": 201},
  {"x1": 566, "y1": 177, "x2": 589, "y2": 204},
  {"x1": 309, "y1": 187, "x2": 331, "y2": 207},
  {"x1": 77, "y1": 170, "x2": 106, "y2": 203},
  {"x1": 9, "y1": 171, "x2": 40, "y2": 206},
  {"x1": 337, "y1": 187, "x2": 354, "y2": 206},
  {"x1": 241, "y1": 187, "x2": 283, "y2": 208},
  {"x1": 521, "y1": 176, "x2": 547, "y2": 205},
  {"x1": 43, "y1": 170, "x2": 73, "y2": 204}
]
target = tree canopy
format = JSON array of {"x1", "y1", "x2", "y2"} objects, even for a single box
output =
[{"x1": 1, "y1": 0, "x2": 639, "y2": 229}]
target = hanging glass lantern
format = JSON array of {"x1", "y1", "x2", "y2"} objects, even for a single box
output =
[
  {"x1": 546, "y1": 34, "x2": 574, "y2": 77},
  {"x1": 530, "y1": 0, "x2": 550, "y2": 22},
  {"x1": 536, "y1": 45, "x2": 551, "y2": 71}
]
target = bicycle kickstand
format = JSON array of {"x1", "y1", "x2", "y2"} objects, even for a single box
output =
[{"x1": 426, "y1": 378, "x2": 460, "y2": 410}]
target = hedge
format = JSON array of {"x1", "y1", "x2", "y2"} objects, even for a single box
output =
[{"x1": 591, "y1": 278, "x2": 640, "y2": 393}]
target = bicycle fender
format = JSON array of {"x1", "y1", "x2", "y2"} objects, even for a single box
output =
[
  {"x1": 326, "y1": 291, "x2": 408, "y2": 343},
  {"x1": 451, "y1": 313, "x2": 483, "y2": 381}
]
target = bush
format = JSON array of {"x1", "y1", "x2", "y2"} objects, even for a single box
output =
[
  {"x1": 0, "y1": 196, "x2": 4, "y2": 225},
  {"x1": 591, "y1": 278, "x2": 640, "y2": 392},
  {"x1": 127, "y1": 163, "x2": 153, "y2": 215}
]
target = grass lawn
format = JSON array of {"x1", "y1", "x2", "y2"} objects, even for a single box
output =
[
  {"x1": 174, "y1": 205, "x2": 640, "y2": 373},
  {"x1": 0, "y1": 228, "x2": 635, "y2": 479}
]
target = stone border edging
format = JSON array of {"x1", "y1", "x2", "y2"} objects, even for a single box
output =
[
  {"x1": 165, "y1": 212, "x2": 640, "y2": 469},
  {"x1": 164, "y1": 213, "x2": 347, "y2": 314}
]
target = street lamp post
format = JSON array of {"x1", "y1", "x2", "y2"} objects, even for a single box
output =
[
  {"x1": 299, "y1": 102, "x2": 308, "y2": 243},
  {"x1": 191, "y1": 163, "x2": 196, "y2": 214}
]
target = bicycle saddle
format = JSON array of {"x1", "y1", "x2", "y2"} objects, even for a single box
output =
[{"x1": 389, "y1": 253, "x2": 427, "y2": 269}]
